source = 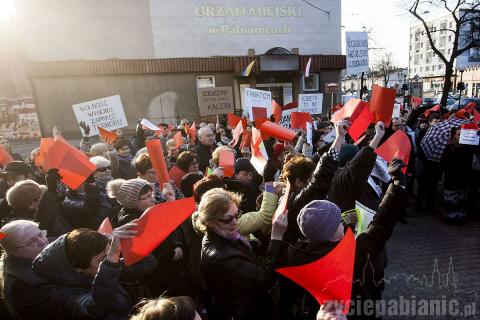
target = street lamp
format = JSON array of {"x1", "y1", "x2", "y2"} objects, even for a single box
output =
[{"x1": 457, "y1": 66, "x2": 465, "y2": 107}]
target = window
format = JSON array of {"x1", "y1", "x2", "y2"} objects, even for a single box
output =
[
  {"x1": 426, "y1": 66, "x2": 430, "y2": 71},
  {"x1": 438, "y1": 65, "x2": 443, "y2": 69},
  {"x1": 420, "y1": 54, "x2": 423, "y2": 59},
  {"x1": 449, "y1": 21, "x2": 453, "y2": 28}
]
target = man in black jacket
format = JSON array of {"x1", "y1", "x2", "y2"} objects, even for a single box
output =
[{"x1": 195, "y1": 127, "x2": 216, "y2": 173}]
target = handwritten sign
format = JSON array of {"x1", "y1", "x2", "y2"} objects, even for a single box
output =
[
  {"x1": 72, "y1": 95, "x2": 128, "y2": 137},
  {"x1": 298, "y1": 94, "x2": 323, "y2": 114},
  {"x1": 459, "y1": 125, "x2": 479, "y2": 146},
  {"x1": 197, "y1": 87, "x2": 234, "y2": 116},
  {"x1": 345, "y1": 32, "x2": 369, "y2": 76},
  {"x1": 244, "y1": 88, "x2": 272, "y2": 121}
]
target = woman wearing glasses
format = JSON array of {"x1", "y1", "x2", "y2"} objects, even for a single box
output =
[
  {"x1": 197, "y1": 188, "x2": 288, "y2": 320},
  {"x1": 0, "y1": 220, "x2": 52, "y2": 320}
]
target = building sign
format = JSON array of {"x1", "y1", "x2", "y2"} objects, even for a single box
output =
[
  {"x1": 345, "y1": 32, "x2": 369, "y2": 75},
  {"x1": 72, "y1": 95, "x2": 128, "y2": 136},
  {"x1": 197, "y1": 87, "x2": 234, "y2": 116},
  {"x1": 298, "y1": 94, "x2": 323, "y2": 114},
  {"x1": 196, "y1": 76, "x2": 216, "y2": 89},
  {"x1": 325, "y1": 83, "x2": 339, "y2": 93}
]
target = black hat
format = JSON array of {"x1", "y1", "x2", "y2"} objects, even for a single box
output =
[
  {"x1": 1, "y1": 161, "x2": 32, "y2": 177},
  {"x1": 317, "y1": 121, "x2": 332, "y2": 130},
  {"x1": 234, "y1": 158, "x2": 254, "y2": 174}
]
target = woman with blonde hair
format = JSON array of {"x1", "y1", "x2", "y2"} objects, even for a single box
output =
[
  {"x1": 130, "y1": 296, "x2": 200, "y2": 320},
  {"x1": 197, "y1": 188, "x2": 288, "y2": 320}
]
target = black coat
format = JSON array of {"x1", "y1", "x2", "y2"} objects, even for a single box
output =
[
  {"x1": 2, "y1": 254, "x2": 55, "y2": 320},
  {"x1": 284, "y1": 184, "x2": 407, "y2": 319},
  {"x1": 195, "y1": 143, "x2": 213, "y2": 173},
  {"x1": 224, "y1": 178, "x2": 261, "y2": 213},
  {"x1": 285, "y1": 153, "x2": 339, "y2": 243},
  {"x1": 327, "y1": 146, "x2": 377, "y2": 212},
  {"x1": 34, "y1": 191, "x2": 72, "y2": 238},
  {"x1": 32, "y1": 234, "x2": 157, "y2": 320},
  {"x1": 201, "y1": 231, "x2": 284, "y2": 320}
]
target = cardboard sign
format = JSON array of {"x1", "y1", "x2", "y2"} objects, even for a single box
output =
[
  {"x1": 244, "y1": 88, "x2": 272, "y2": 121},
  {"x1": 197, "y1": 87, "x2": 234, "y2": 116},
  {"x1": 345, "y1": 32, "x2": 369, "y2": 76},
  {"x1": 72, "y1": 95, "x2": 128, "y2": 137},
  {"x1": 459, "y1": 123, "x2": 479, "y2": 145},
  {"x1": 298, "y1": 94, "x2": 323, "y2": 115},
  {"x1": 276, "y1": 229, "x2": 356, "y2": 315}
]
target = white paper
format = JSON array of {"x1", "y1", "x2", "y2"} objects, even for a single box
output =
[
  {"x1": 459, "y1": 128, "x2": 479, "y2": 145},
  {"x1": 244, "y1": 88, "x2": 272, "y2": 121},
  {"x1": 392, "y1": 103, "x2": 401, "y2": 118},
  {"x1": 306, "y1": 122, "x2": 313, "y2": 145},
  {"x1": 322, "y1": 129, "x2": 336, "y2": 144},
  {"x1": 313, "y1": 121, "x2": 318, "y2": 130},
  {"x1": 140, "y1": 118, "x2": 161, "y2": 131},
  {"x1": 298, "y1": 94, "x2": 323, "y2": 115},
  {"x1": 72, "y1": 95, "x2": 127, "y2": 137},
  {"x1": 371, "y1": 156, "x2": 391, "y2": 183},
  {"x1": 279, "y1": 108, "x2": 297, "y2": 129},
  {"x1": 367, "y1": 176, "x2": 383, "y2": 197}
]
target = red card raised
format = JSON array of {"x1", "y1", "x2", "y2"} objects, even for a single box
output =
[
  {"x1": 187, "y1": 121, "x2": 196, "y2": 142},
  {"x1": 0, "y1": 231, "x2": 4, "y2": 240},
  {"x1": 348, "y1": 106, "x2": 374, "y2": 141},
  {"x1": 168, "y1": 165, "x2": 186, "y2": 187},
  {"x1": 369, "y1": 85, "x2": 396, "y2": 127},
  {"x1": 146, "y1": 139, "x2": 170, "y2": 187},
  {"x1": 174, "y1": 131, "x2": 184, "y2": 149},
  {"x1": 331, "y1": 98, "x2": 368, "y2": 125},
  {"x1": 0, "y1": 145, "x2": 14, "y2": 167},
  {"x1": 43, "y1": 140, "x2": 96, "y2": 190},
  {"x1": 252, "y1": 107, "x2": 268, "y2": 121},
  {"x1": 98, "y1": 127, "x2": 118, "y2": 144},
  {"x1": 219, "y1": 149, "x2": 235, "y2": 177},
  {"x1": 35, "y1": 138, "x2": 55, "y2": 167},
  {"x1": 97, "y1": 217, "x2": 113, "y2": 234},
  {"x1": 411, "y1": 96, "x2": 422, "y2": 107},
  {"x1": 375, "y1": 130, "x2": 411, "y2": 173},
  {"x1": 291, "y1": 112, "x2": 313, "y2": 130},
  {"x1": 231, "y1": 120, "x2": 244, "y2": 148},
  {"x1": 260, "y1": 121, "x2": 297, "y2": 142},
  {"x1": 121, "y1": 197, "x2": 196, "y2": 266},
  {"x1": 227, "y1": 113, "x2": 247, "y2": 130},
  {"x1": 276, "y1": 229, "x2": 356, "y2": 315},
  {"x1": 240, "y1": 129, "x2": 252, "y2": 149},
  {"x1": 272, "y1": 100, "x2": 283, "y2": 124}
]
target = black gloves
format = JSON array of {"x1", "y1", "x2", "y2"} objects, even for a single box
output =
[
  {"x1": 388, "y1": 158, "x2": 407, "y2": 188},
  {"x1": 45, "y1": 168, "x2": 62, "y2": 193}
]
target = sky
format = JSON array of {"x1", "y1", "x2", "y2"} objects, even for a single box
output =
[{"x1": 341, "y1": 0, "x2": 439, "y2": 68}]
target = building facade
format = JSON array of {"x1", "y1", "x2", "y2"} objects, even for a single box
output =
[
  {"x1": 8, "y1": 0, "x2": 345, "y2": 137},
  {"x1": 341, "y1": 68, "x2": 408, "y2": 95}
]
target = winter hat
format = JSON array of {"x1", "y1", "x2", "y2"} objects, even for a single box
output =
[
  {"x1": 297, "y1": 200, "x2": 342, "y2": 242},
  {"x1": 234, "y1": 158, "x2": 254, "y2": 174},
  {"x1": 1, "y1": 161, "x2": 32, "y2": 177},
  {"x1": 89, "y1": 156, "x2": 110, "y2": 169},
  {"x1": 115, "y1": 179, "x2": 150, "y2": 209},
  {"x1": 338, "y1": 144, "x2": 359, "y2": 166},
  {"x1": 6, "y1": 179, "x2": 46, "y2": 210}
]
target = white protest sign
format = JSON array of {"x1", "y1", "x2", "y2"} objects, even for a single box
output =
[
  {"x1": 459, "y1": 127, "x2": 479, "y2": 145},
  {"x1": 279, "y1": 108, "x2": 296, "y2": 129},
  {"x1": 345, "y1": 32, "x2": 369, "y2": 76},
  {"x1": 322, "y1": 129, "x2": 336, "y2": 144},
  {"x1": 392, "y1": 103, "x2": 401, "y2": 118},
  {"x1": 72, "y1": 95, "x2": 128, "y2": 137},
  {"x1": 306, "y1": 122, "x2": 313, "y2": 145},
  {"x1": 244, "y1": 88, "x2": 272, "y2": 121},
  {"x1": 140, "y1": 119, "x2": 161, "y2": 131},
  {"x1": 298, "y1": 94, "x2": 323, "y2": 115},
  {"x1": 197, "y1": 87, "x2": 234, "y2": 116}
]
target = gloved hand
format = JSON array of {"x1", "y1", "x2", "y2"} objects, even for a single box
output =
[
  {"x1": 388, "y1": 158, "x2": 407, "y2": 187},
  {"x1": 45, "y1": 168, "x2": 62, "y2": 193},
  {"x1": 79, "y1": 121, "x2": 90, "y2": 136}
]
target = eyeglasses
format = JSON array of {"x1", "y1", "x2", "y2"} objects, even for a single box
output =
[
  {"x1": 14, "y1": 230, "x2": 47, "y2": 248},
  {"x1": 217, "y1": 210, "x2": 242, "y2": 225},
  {"x1": 96, "y1": 166, "x2": 111, "y2": 172}
]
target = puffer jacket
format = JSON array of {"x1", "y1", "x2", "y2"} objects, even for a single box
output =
[
  {"x1": 32, "y1": 234, "x2": 157, "y2": 320},
  {"x1": 201, "y1": 231, "x2": 284, "y2": 320},
  {"x1": 283, "y1": 183, "x2": 407, "y2": 319},
  {"x1": 285, "y1": 152, "x2": 339, "y2": 243},
  {"x1": 327, "y1": 146, "x2": 377, "y2": 212},
  {"x1": 2, "y1": 254, "x2": 55, "y2": 320}
]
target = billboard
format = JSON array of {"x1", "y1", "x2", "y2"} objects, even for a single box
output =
[{"x1": 15, "y1": 0, "x2": 341, "y2": 60}]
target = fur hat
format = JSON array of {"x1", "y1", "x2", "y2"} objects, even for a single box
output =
[{"x1": 6, "y1": 180, "x2": 46, "y2": 210}]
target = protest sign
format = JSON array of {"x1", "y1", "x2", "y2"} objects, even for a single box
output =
[
  {"x1": 345, "y1": 32, "x2": 369, "y2": 76},
  {"x1": 244, "y1": 88, "x2": 272, "y2": 121},
  {"x1": 298, "y1": 94, "x2": 323, "y2": 114},
  {"x1": 279, "y1": 108, "x2": 296, "y2": 129},
  {"x1": 197, "y1": 87, "x2": 234, "y2": 116},
  {"x1": 392, "y1": 103, "x2": 401, "y2": 119},
  {"x1": 459, "y1": 123, "x2": 479, "y2": 146},
  {"x1": 72, "y1": 95, "x2": 128, "y2": 137}
]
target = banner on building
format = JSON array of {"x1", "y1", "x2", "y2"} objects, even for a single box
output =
[
  {"x1": 197, "y1": 86, "x2": 234, "y2": 116},
  {"x1": 72, "y1": 95, "x2": 128, "y2": 137},
  {"x1": 345, "y1": 32, "x2": 369, "y2": 76},
  {"x1": 298, "y1": 94, "x2": 323, "y2": 114}
]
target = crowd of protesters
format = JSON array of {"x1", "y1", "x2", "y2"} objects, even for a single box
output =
[{"x1": 0, "y1": 97, "x2": 478, "y2": 320}]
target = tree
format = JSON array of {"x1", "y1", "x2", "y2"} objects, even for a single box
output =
[
  {"x1": 408, "y1": 0, "x2": 480, "y2": 106},
  {"x1": 374, "y1": 52, "x2": 396, "y2": 87}
]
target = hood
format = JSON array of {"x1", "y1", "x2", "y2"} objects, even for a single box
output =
[
  {"x1": 287, "y1": 239, "x2": 338, "y2": 266},
  {"x1": 32, "y1": 234, "x2": 93, "y2": 288}
]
